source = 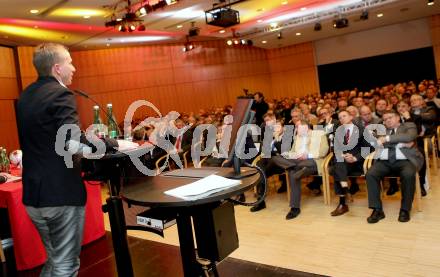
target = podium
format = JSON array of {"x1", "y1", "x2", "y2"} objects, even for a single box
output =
[{"x1": 83, "y1": 147, "x2": 261, "y2": 277}]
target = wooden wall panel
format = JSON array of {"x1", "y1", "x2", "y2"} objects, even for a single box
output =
[
  {"x1": 15, "y1": 40, "x2": 319, "y2": 129},
  {"x1": 70, "y1": 41, "x2": 272, "y2": 127},
  {"x1": 430, "y1": 14, "x2": 440, "y2": 79},
  {"x1": 17, "y1": 46, "x2": 37, "y2": 89},
  {"x1": 267, "y1": 42, "x2": 319, "y2": 97},
  {"x1": 0, "y1": 46, "x2": 20, "y2": 152}
]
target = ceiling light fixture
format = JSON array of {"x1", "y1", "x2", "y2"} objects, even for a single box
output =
[
  {"x1": 314, "y1": 22, "x2": 322, "y2": 31},
  {"x1": 105, "y1": 0, "x2": 180, "y2": 32},
  {"x1": 296, "y1": 32, "x2": 301, "y2": 36},
  {"x1": 262, "y1": 40, "x2": 267, "y2": 44},
  {"x1": 30, "y1": 9, "x2": 39, "y2": 14},
  {"x1": 428, "y1": 0, "x2": 434, "y2": 5},
  {"x1": 360, "y1": 10, "x2": 369, "y2": 20},
  {"x1": 219, "y1": 29, "x2": 226, "y2": 33},
  {"x1": 333, "y1": 17, "x2": 349, "y2": 28},
  {"x1": 377, "y1": 13, "x2": 383, "y2": 17},
  {"x1": 182, "y1": 36, "x2": 195, "y2": 52}
]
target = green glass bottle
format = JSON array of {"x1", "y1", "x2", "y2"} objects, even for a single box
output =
[
  {"x1": 107, "y1": 104, "x2": 118, "y2": 139},
  {"x1": 3, "y1": 149, "x2": 10, "y2": 173},
  {"x1": 0, "y1": 147, "x2": 4, "y2": 172},
  {"x1": 93, "y1": 105, "x2": 106, "y2": 138}
]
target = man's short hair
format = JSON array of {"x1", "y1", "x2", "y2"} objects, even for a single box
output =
[
  {"x1": 33, "y1": 43, "x2": 68, "y2": 77},
  {"x1": 382, "y1": 109, "x2": 399, "y2": 117}
]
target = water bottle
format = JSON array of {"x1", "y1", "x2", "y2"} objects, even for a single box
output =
[
  {"x1": 93, "y1": 105, "x2": 106, "y2": 138},
  {"x1": 107, "y1": 104, "x2": 118, "y2": 139}
]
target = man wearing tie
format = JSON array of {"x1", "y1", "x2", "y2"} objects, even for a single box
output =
[
  {"x1": 330, "y1": 110, "x2": 366, "y2": 216},
  {"x1": 365, "y1": 110, "x2": 424, "y2": 223}
]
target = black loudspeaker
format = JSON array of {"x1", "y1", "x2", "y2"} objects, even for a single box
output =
[{"x1": 192, "y1": 201, "x2": 238, "y2": 262}]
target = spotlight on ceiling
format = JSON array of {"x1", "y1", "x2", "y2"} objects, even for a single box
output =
[
  {"x1": 118, "y1": 25, "x2": 127, "y2": 32},
  {"x1": 182, "y1": 42, "x2": 195, "y2": 52},
  {"x1": 333, "y1": 18, "x2": 349, "y2": 29},
  {"x1": 128, "y1": 24, "x2": 136, "y2": 32},
  {"x1": 314, "y1": 22, "x2": 322, "y2": 31},
  {"x1": 360, "y1": 10, "x2": 369, "y2": 20},
  {"x1": 428, "y1": 0, "x2": 434, "y2": 5}
]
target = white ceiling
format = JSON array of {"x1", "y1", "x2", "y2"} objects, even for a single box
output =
[{"x1": 0, "y1": 0, "x2": 439, "y2": 50}]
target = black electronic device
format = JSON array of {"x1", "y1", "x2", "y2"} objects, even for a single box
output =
[
  {"x1": 205, "y1": 7, "x2": 240, "y2": 27},
  {"x1": 192, "y1": 201, "x2": 238, "y2": 261},
  {"x1": 223, "y1": 98, "x2": 255, "y2": 178}
]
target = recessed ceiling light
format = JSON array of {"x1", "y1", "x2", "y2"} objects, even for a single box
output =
[
  {"x1": 428, "y1": 0, "x2": 434, "y2": 5},
  {"x1": 83, "y1": 15, "x2": 91, "y2": 19},
  {"x1": 176, "y1": 25, "x2": 183, "y2": 28},
  {"x1": 262, "y1": 40, "x2": 267, "y2": 44},
  {"x1": 281, "y1": 1, "x2": 288, "y2": 5},
  {"x1": 377, "y1": 13, "x2": 383, "y2": 17},
  {"x1": 219, "y1": 30, "x2": 225, "y2": 33},
  {"x1": 106, "y1": 43, "x2": 110, "y2": 47},
  {"x1": 116, "y1": 18, "x2": 122, "y2": 22},
  {"x1": 30, "y1": 9, "x2": 39, "y2": 14},
  {"x1": 257, "y1": 19, "x2": 263, "y2": 23},
  {"x1": 296, "y1": 32, "x2": 301, "y2": 36},
  {"x1": 300, "y1": 7, "x2": 307, "y2": 11}
]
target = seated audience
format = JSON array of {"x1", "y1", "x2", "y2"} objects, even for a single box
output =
[
  {"x1": 365, "y1": 110, "x2": 424, "y2": 223},
  {"x1": 270, "y1": 121, "x2": 329, "y2": 220},
  {"x1": 330, "y1": 110, "x2": 366, "y2": 216}
]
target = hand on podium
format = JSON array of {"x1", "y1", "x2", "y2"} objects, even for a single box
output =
[{"x1": 116, "y1": 140, "x2": 139, "y2": 152}]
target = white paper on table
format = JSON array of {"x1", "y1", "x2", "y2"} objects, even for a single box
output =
[{"x1": 164, "y1": 174, "x2": 241, "y2": 200}]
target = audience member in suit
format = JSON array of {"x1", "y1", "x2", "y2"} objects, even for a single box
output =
[
  {"x1": 374, "y1": 99, "x2": 388, "y2": 119},
  {"x1": 425, "y1": 86, "x2": 440, "y2": 115},
  {"x1": 252, "y1": 118, "x2": 286, "y2": 212},
  {"x1": 271, "y1": 121, "x2": 329, "y2": 220},
  {"x1": 16, "y1": 43, "x2": 118, "y2": 276},
  {"x1": 410, "y1": 94, "x2": 437, "y2": 196},
  {"x1": 396, "y1": 101, "x2": 414, "y2": 123},
  {"x1": 330, "y1": 110, "x2": 366, "y2": 216},
  {"x1": 252, "y1": 92, "x2": 269, "y2": 127},
  {"x1": 356, "y1": 105, "x2": 382, "y2": 128},
  {"x1": 365, "y1": 110, "x2": 424, "y2": 223},
  {"x1": 306, "y1": 107, "x2": 339, "y2": 195}
]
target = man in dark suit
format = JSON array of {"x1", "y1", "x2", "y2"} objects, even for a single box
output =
[
  {"x1": 330, "y1": 110, "x2": 366, "y2": 216},
  {"x1": 365, "y1": 110, "x2": 424, "y2": 223},
  {"x1": 16, "y1": 43, "x2": 118, "y2": 276},
  {"x1": 410, "y1": 94, "x2": 437, "y2": 196}
]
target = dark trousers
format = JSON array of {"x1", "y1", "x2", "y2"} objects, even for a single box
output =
[
  {"x1": 255, "y1": 157, "x2": 286, "y2": 197},
  {"x1": 416, "y1": 137, "x2": 426, "y2": 186},
  {"x1": 272, "y1": 156, "x2": 317, "y2": 208},
  {"x1": 332, "y1": 160, "x2": 364, "y2": 195},
  {"x1": 366, "y1": 160, "x2": 416, "y2": 211}
]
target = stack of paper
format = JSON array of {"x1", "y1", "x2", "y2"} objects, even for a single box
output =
[{"x1": 164, "y1": 174, "x2": 241, "y2": 200}]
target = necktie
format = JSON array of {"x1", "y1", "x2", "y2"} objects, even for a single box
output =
[
  {"x1": 344, "y1": 129, "x2": 350, "y2": 144},
  {"x1": 388, "y1": 129, "x2": 396, "y2": 163},
  {"x1": 175, "y1": 135, "x2": 181, "y2": 151}
]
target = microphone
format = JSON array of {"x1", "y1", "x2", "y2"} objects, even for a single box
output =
[{"x1": 73, "y1": 89, "x2": 122, "y2": 136}]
